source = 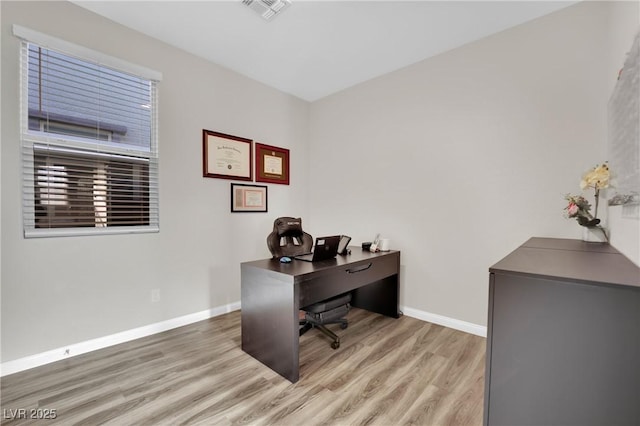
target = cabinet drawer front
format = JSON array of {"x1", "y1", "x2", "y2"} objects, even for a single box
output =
[{"x1": 299, "y1": 253, "x2": 398, "y2": 308}]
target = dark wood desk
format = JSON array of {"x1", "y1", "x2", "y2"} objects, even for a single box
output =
[{"x1": 241, "y1": 247, "x2": 401, "y2": 382}]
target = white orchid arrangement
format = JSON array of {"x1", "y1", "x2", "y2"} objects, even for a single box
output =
[{"x1": 564, "y1": 162, "x2": 610, "y2": 239}]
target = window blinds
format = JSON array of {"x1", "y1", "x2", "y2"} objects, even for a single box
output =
[{"x1": 16, "y1": 27, "x2": 160, "y2": 237}]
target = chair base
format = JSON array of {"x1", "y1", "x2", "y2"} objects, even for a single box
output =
[{"x1": 299, "y1": 319, "x2": 348, "y2": 349}]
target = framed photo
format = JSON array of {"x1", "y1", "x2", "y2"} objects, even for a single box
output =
[
  {"x1": 231, "y1": 183, "x2": 268, "y2": 213},
  {"x1": 255, "y1": 143, "x2": 290, "y2": 185},
  {"x1": 203, "y1": 129, "x2": 252, "y2": 181}
]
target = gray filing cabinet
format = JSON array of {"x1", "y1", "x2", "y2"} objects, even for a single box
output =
[{"x1": 484, "y1": 237, "x2": 640, "y2": 426}]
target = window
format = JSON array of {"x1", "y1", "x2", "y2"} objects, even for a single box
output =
[{"x1": 15, "y1": 26, "x2": 161, "y2": 237}]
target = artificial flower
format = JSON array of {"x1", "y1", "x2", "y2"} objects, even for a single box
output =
[
  {"x1": 580, "y1": 162, "x2": 610, "y2": 190},
  {"x1": 564, "y1": 194, "x2": 597, "y2": 226},
  {"x1": 567, "y1": 203, "x2": 578, "y2": 216}
]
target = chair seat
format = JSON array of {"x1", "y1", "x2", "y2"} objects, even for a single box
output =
[
  {"x1": 305, "y1": 303, "x2": 349, "y2": 323},
  {"x1": 302, "y1": 293, "x2": 351, "y2": 314}
]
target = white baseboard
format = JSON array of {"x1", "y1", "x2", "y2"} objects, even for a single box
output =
[
  {"x1": 401, "y1": 306, "x2": 487, "y2": 337},
  {"x1": 2, "y1": 302, "x2": 483, "y2": 377},
  {"x1": 0, "y1": 301, "x2": 241, "y2": 377}
]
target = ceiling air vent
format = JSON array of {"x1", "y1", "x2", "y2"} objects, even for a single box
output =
[{"x1": 242, "y1": 0, "x2": 291, "y2": 21}]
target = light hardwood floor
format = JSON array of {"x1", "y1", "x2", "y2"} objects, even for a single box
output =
[{"x1": 1, "y1": 309, "x2": 486, "y2": 425}]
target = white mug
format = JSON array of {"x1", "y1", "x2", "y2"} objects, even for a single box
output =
[{"x1": 379, "y1": 238, "x2": 391, "y2": 251}]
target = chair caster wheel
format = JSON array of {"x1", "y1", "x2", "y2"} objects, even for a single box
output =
[
  {"x1": 331, "y1": 341, "x2": 340, "y2": 349},
  {"x1": 340, "y1": 323, "x2": 348, "y2": 329}
]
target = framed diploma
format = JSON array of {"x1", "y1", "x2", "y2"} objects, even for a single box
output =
[
  {"x1": 203, "y1": 129, "x2": 252, "y2": 181},
  {"x1": 230, "y1": 183, "x2": 268, "y2": 212},
  {"x1": 255, "y1": 143, "x2": 290, "y2": 185}
]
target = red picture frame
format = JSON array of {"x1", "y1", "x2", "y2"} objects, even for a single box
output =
[{"x1": 255, "y1": 143, "x2": 290, "y2": 185}]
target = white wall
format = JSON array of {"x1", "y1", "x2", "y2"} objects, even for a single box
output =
[
  {"x1": 1, "y1": 1, "x2": 309, "y2": 363},
  {"x1": 308, "y1": 1, "x2": 626, "y2": 327}
]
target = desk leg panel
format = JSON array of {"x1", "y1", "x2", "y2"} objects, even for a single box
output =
[
  {"x1": 351, "y1": 274, "x2": 400, "y2": 318},
  {"x1": 241, "y1": 265, "x2": 299, "y2": 382}
]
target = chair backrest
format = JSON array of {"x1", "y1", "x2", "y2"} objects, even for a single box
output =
[{"x1": 267, "y1": 217, "x2": 313, "y2": 258}]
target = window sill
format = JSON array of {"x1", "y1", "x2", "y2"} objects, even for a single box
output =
[{"x1": 24, "y1": 225, "x2": 159, "y2": 239}]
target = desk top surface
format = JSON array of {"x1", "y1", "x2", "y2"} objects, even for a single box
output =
[
  {"x1": 241, "y1": 246, "x2": 399, "y2": 277},
  {"x1": 490, "y1": 237, "x2": 639, "y2": 288}
]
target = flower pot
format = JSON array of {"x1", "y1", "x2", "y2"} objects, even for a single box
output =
[{"x1": 582, "y1": 226, "x2": 608, "y2": 243}]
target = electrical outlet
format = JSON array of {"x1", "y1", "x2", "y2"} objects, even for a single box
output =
[{"x1": 151, "y1": 289, "x2": 160, "y2": 303}]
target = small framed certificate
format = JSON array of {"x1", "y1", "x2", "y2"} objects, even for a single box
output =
[
  {"x1": 231, "y1": 183, "x2": 268, "y2": 212},
  {"x1": 255, "y1": 143, "x2": 290, "y2": 185},
  {"x1": 203, "y1": 129, "x2": 252, "y2": 181}
]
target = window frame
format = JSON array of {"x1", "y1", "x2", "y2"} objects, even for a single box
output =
[{"x1": 15, "y1": 25, "x2": 162, "y2": 238}]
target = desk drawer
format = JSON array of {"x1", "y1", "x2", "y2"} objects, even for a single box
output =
[{"x1": 299, "y1": 252, "x2": 399, "y2": 308}]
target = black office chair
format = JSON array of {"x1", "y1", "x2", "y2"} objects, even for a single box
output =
[
  {"x1": 266, "y1": 217, "x2": 351, "y2": 349},
  {"x1": 267, "y1": 216, "x2": 313, "y2": 259}
]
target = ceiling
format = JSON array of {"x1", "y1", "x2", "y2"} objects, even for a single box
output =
[{"x1": 72, "y1": 1, "x2": 577, "y2": 102}]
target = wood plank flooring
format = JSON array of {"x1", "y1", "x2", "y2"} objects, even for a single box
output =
[{"x1": 1, "y1": 309, "x2": 486, "y2": 425}]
